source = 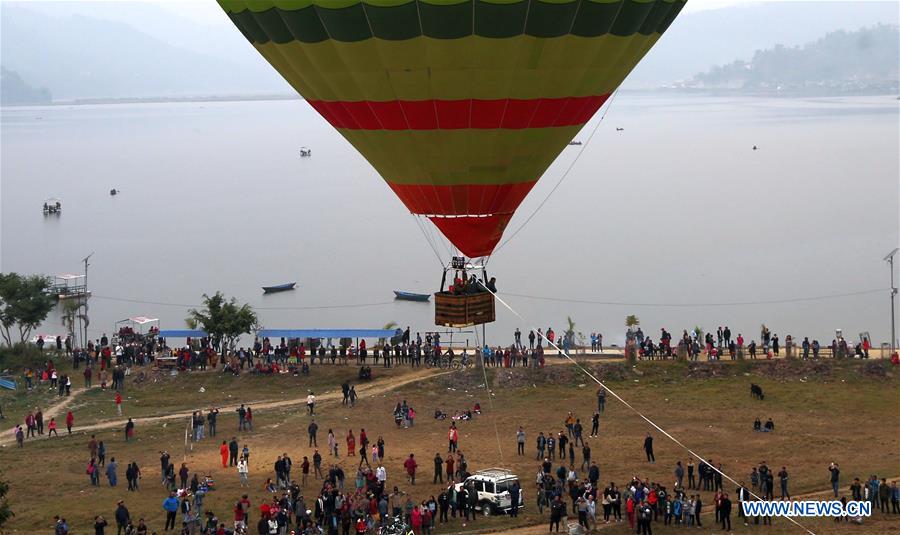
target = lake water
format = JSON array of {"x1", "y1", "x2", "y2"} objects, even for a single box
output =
[{"x1": 1, "y1": 94, "x2": 898, "y2": 347}]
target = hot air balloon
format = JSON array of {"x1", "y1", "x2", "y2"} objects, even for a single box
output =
[{"x1": 219, "y1": 0, "x2": 685, "y2": 325}]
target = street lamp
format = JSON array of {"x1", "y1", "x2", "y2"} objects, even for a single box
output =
[{"x1": 885, "y1": 248, "x2": 899, "y2": 353}]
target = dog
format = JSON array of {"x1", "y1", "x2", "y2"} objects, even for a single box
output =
[{"x1": 750, "y1": 383, "x2": 765, "y2": 400}]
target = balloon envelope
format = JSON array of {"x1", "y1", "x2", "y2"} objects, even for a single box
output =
[{"x1": 219, "y1": 0, "x2": 685, "y2": 257}]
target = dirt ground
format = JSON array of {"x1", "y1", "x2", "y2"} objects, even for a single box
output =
[{"x1": 1, "y1": 358, "x2": 898, "y2": 534}]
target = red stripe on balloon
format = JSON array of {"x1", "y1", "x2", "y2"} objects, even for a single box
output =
[
  {"x1": 387, "y1": 181, "x2": 537, "y2": 217},
  {"x1": 307, "y1": 95, "x2": 609, "y2": 130},
  {"x1": 429, "y1": 214, "x2": 513, "y2": 258}
]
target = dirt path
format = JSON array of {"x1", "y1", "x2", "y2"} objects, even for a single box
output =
[{"x1": 1, "y1": 367, "x2": 448, "y2": 445}]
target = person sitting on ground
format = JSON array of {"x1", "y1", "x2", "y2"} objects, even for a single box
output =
[
  {"x1": 301, "y1": 362, "x2": 310, "y2": 376},
  {"x1": 434, "y1": 409, "x2": 447, "y2": 420},
  {"x1": 753, "y1": 418, "x2": 762, "y2": 432},
  {"x1": 764, "y1": 418, "x2": 775, "y2": 432},
  {"x1": 473, "y1": 402, "x2": 481, "y2": 415}
]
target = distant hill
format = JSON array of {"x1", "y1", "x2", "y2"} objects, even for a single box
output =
[
  {"x1": 0, "y1": 4, "x2": 288, "y2": 101},
  {"x1": 1, "y1": 1, "x2": 898, "y2": 99},
  {"x1": 0, "y1": 67, "x2": 52, "y2": 105},
  {"x1": 625, "y1": 1, "x2": 900, "y2": 88},
  {"x1": 686, "y1": 25, "x2": 899, "y2": 94}
]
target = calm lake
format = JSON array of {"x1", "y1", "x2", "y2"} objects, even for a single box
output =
[{"x1": 1, "y1": 94, "x2": 898, "y2": 347}]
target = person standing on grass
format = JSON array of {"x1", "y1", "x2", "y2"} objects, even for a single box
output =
[
  {"x1": 643, "y1": 434, "x2": 655, "y2": 463},
  {"x1": 720, "y1": 493, "x2": 732, "y2": 531},
  {"x1": 433, "y1": 453, "x2": 443, "y2": 484},
  {"x1": 778, "y1": 466, "x2": 790, "y2": 499},
  {"x1": 590, "y1": 411, "x2": 600, "y2": 437},
  {"x1": 313, "y1": 449, "x2": 324, "y2": 479},
  {"x1": 829, "y1": 462, "x2": 840, "y2": 497},
  {"x1": 448, "y1": 423, "x2": 459, "y2": 453},
  {"x1": 597, "y1": 387, "x2": 606, "y2": 412},
  {"x1": 237, "y1": 457, "x2": 249, "y2": 487},
  {"x1": 94, "y1": 515, "x2": 108, "y2": 535},
  {"x1": 236, "y1": 404, "x2": 246, "y2": 430},
  {"x1": 106, "y1": 457, "x2": 118, "y2": 487},
  {"x1": 124, "y1": 418, "x2": 134, "y2": 441},
  {"x1": 516, "y1": 427, "x2": 526, "y2": 455},
  {"x1": 219, "y1": 441, "x2": 229, "y2": 468},
  {"x1": 115, "y1": 391, "x2": 123, "y2": 415},
  {"x1": 48, "y1": 417, "x2": 58, "y2": 437},
  {"x1": 66, "y1": 410, "x2": 74, "y2": 434},
  {"x1": 536, "y1": 432, "x2": 546, "y2": 460},
  {"x1": 308, "y1": 420, "x2": 318, "y2": 447},
  {"x1": 694, "y1": 493, "x2": 703, "y2": 527},
  {"x1": 163, "y1": 492, "x2": 179, "y2": 531},
  {"x1": 114, "y1": 500, "x2": 130, "y2": 535},
  {"x1": 404, "y1": 453, "x2": 418, "y2": 485},
  {"x1": 307, "y1": 392, "x2": 316, "y2": 415},
  {"x1": 687, "y1": 458, "x2": 695, "y2": 489}
]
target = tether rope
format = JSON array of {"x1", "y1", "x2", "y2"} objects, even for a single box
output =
[
  {"x1": 485, "y1": 287, "x2": 817, "y2": 535},
  {"x1": 492, "y1": 89, "x2": 621, "y2": 254},
  {"x1": 473, "y1": 326, "x2": 505, "y2": 463}
]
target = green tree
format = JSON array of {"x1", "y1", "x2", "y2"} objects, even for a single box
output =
[
  {"x1": 0, "y1": 473, "x2": 12, "y2": 528},
  {"x1": 186, "y1": 292, "x2": 257, "y2": 356},
  {"x1": 625, "y1": 315, "x2": 640, "y2": 330},
  {"x1": 378, "y1": 321, "x2": 398, "y2": 347},
  {"x1": 564, "y1": 316, "x2": 577, "y2": 350},
  {"x1": 0, "y1": 273, "x2": 55, "y2": 347}
]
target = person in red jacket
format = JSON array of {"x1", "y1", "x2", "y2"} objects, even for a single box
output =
[
  {"x1": 448, "y1": 424, "x2": 459, "y2": 453},
  {"x1": 115, "y1": 391, "x2": 123, "y2": 415},
  {"x1": 65, "y1": 410, "x2": 74, "y2": 434},
  {"x1": 404, "y1": 453, "x2": 418, "y2": 485},
  {"x1": 220, "y1": 441, "x2": 229, "y2": 468},
  {"x1": 48, "y1": 417, "x2": 58, "y2": 437},
  {"x1": 626, "y1": 496, "x2": 636, "y2": 530}
]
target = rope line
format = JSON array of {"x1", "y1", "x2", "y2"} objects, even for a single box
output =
[
  {"x1": 493, "y1": 89, "x2": 620, "y2": 254},
  {"x1": 473, "y1": 325, "x2": 504, "y2": 462},
  {"x1": 501, "y1": 288, "x2": 887, "y2": 308},
  {"x1": 486, "y1": 288, "x2": 816, "y2": 535}
]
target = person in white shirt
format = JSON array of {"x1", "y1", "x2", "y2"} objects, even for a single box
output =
[
  {"x1": 237, "y1": 459, "x2": 249, "y2": 487},
  {"x1": 306, "y1": 393, "x2": 316, "y2": 415},
  {"x1": 376, "y1": 465, "x2": 387, "y2": 484}
]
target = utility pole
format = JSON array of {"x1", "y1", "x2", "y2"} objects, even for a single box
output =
[
  {"x1": 81, "y1": 252, "x2": 94, "y2": 346},
  {"x1": 886, "y1": 248, "x2": 899, "y2": 353}
]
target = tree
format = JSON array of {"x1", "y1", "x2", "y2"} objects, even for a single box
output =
[
  {"x1": 0, "y1": 473, "x2": 12, "y2": 528},
  {"x1": 186, "y1": 292, "x2": 257, "y2": 356},
  {"x1": 625, "y1": 315, "x2": 640, "y2": 330},
  {"x1": 0, "y1": 273, "x2": 55, "y2": 347},
  {"x1": 564, "y1": 316, "x2": 577, "y2": 351},
  {"x1": 378, "y1": 321, "x2": 398, "y2": 347}
]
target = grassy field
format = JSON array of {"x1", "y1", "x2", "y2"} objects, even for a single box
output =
[{"x1": 1, "y1": 356, "x2": 898, "y2": 534}]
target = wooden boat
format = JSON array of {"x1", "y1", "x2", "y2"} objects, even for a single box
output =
[
  {"x1": 262, "y1": 282, "x2": 296, "y2": 293},
  {"x1": 394, "y1": 291, "x2": 431, "y2": 302}
]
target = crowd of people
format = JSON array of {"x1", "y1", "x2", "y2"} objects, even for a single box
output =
[{"x1": 11, "y1": 323, "x2": 899, "y2": 535}]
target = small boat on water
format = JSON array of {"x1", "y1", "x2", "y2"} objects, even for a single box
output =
[
  {"x1": 299, "y1": 147, "x2": 312, "y2": 157},
  {"x1": 263, "y1": 282, "x2": 296, "y2": 293},
  {"x1": 568, "y1": 141, "x2": 582, "y2": 146},
  {"x1": 43, "y1": 197, "x2": 62, "y2": 214},
  {"x1": 394, "y1": 291, "x2": 431, "y2": 302},
  {"x1": 110, "y1": 188, "x2": 118, "y2": 195}
]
